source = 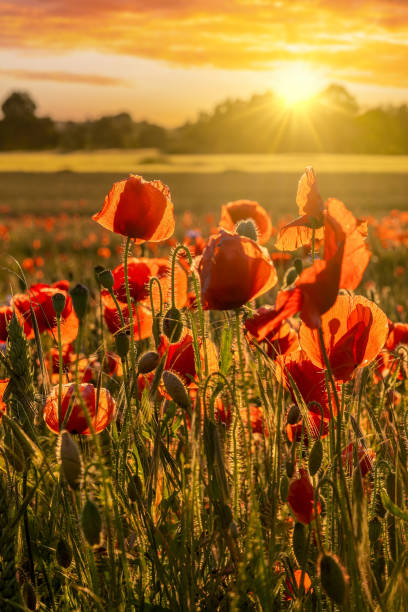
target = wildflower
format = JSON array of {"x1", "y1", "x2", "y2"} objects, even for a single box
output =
[
  {"x1": 198, "y1": 229, "x2": 277, "y2": 310},
  {"x1": 93, "y1": 175, "x2": 175, "y2": 242},
  {"x1": 44, "y1": 383, "x2": 116, "y2": 434},
  {"x1": 275, "y1": 167, "x2": 325, "y2": 251},
  {"x1": 13, "y1": 282, "x2": 78, "y2": 344},
  {"x1": 300, "y1": 294, "x2": 388, "y2": 382},
  {"x1": 158, "y1": 331, "x2": 218, "y2": 386},
  {"x1": 341, "y1": 442, "x2": 375, "y2": 477},
  {"x1": 103, "y1": 295, "x2": 153, "y2": 340},
  {"x1": 287, "y1": 468, "x2": 320, "y2": 524},
  {"x1": 219, "y1": 199, "x2": 273, "y2": 244}
]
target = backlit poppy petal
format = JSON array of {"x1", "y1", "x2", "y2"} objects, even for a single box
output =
[
  {"x1": 219, "y1": 199, "x2": 273, "y2": 244},
  {"x1": 93, "y1": 175, "x2": 175, "y2": 243},
  {"x1": 287, "y1": 469, "x2": 320, "y2": 524},
  {"x1": 198, "y1": 230, "x2": 277, "y2": 310}
]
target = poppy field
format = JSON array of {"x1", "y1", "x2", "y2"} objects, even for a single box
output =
[{"x1": 0, "y1": 166, "x2": 408, "y2": 612}]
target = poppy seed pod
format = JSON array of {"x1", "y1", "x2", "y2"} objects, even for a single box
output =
[
  {"x1": 115, "y1": 332, "x2": 130, "y2": 359},
  {"x1": 163, "y1": 306, "x2": 183, "y2": 343},
  {"x1": 162, "y1": 370, "x2": 191, "y2": 409},
  {"x1": 94, "y1": 265, "x2": 105, "y2": 284},
  {"x1": 318, "y1": 552, "x2": 348, "y2": 605},
  {"x1": 98, "y1": 269, "x2": 114, "y2": 291},
  {"x1": 59, "y1": 431, "x2": 82, "y2": 490},
  {"x1": 287, "y1": 404, "x2": 300, "y2": 425},
  {"x1": 138, "y1": 351, "x2": 160, "y2": 374},
  {"x1": 56, "y1": 538, "x2": 72, "y2": 568},
  {"x1": 236, "y1": 219, "x2": 258, "y2": 242},
  {"x1": 81, "y1": 499, "x2": 102, "y2": 546},
  {"x1": 69, "y1": 283, "x2": 89, "y2": 320},
  {"x1": 52, "y1": 292, "x2": 66, "y2": 317}
]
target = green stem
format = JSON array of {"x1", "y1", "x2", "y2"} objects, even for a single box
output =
[
  {"x1": 124, "y1": 236, "x2": 137, "y2": 377},
  {"x1": 57, "y1": 314, "x2": 63, "y2": 431}
]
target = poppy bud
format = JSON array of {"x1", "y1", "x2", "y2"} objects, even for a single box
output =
[
  {"x1": 52, "y1": 292, "x2": 66, "y2": 317},
  {"x1": 294, "y1": 258, "x2": 303, "y2": 275},
  {"x1": 280, "y1": 474, "x2": 289, "y2": 502},
  {"x1": 69, "y1": 283, "x2": 89, "y2": 320},
  {"x1": 59, "y1": 431, "x2": 82, "y2": 490},
  {"x1": 369, "y1": 517, "x2": 382, "y2": 544},
  {"x1": 23, "y1": 582, "x2": 36, "y2": 611},
  {"x1": 127, "y1": 474, "x2": 143, "y2": 502},
  {"x1": 98, "y1": 269, "x2": 114, "y2": 291},
  {"x1": 284, "y1": 266, "x2": 298, "y2": 287},
  {"x1": 287, "y1": 404, "x2": 300, "y2": 425},
  {"x1": 81, "y1": 499, "x2": 102, "y2": 546},
  {"x1": 163, "y1": 307, "x2": 183, "y2": 343},
  {"x1": 235, "y1": 219, "x2": 258, "y2": 242},
  {"x1": 94, "y1": 265, "x2": 105, "y2": 284},
  {"x1": 56, "y1": 538, "x2": 72, "y2": 568},
  {"x1": 286, "y1": 459, "x2": 295, "y2": 478},
  {"x1": 318, "y1": 553, "x2": 348, "y2": 605},
  {"x1": 293, "y1": 522, "x2": 307, "y2": 566},
  {"x1": 162, "y1": 370, "x2": 190, "y2": 409},
  {"x1": 138, "y1": 351, "x2": 160, "y2": 374},
  {"x1": 115, "y1": 332, "x2": 129, "y2": 359},
  {"x1": 309, "y1": 439, "x2": 323, "y2": 476}
]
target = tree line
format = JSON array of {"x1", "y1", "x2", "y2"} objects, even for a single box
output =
[{"x1": 1, "y1": 85, "x2": 408, "y2": 154}]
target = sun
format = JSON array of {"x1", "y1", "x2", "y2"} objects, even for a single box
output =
[{"x1": 273, "y1": 62, "x2": 326, "y2": 109}]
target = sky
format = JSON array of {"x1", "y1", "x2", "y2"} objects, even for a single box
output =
[{"x1": 1, "y1": 0, "x2": 408, "y2": 126}]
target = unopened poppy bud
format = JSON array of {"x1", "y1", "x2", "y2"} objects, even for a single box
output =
[
  {"x1": 52, "y1": 292, "x2": 66, "y2": 317},
  {"x1": 294, "y1": 258, "x2": 303, "y2": 275},
  {"x1": 309, "y1": 439, "x2": 323, "y2": 476},
  {"x1": 163, "y1": 306, "x2": 183, "y2": 343},
  {"x1": 81, "y1": 499, "x2": 102, "y2": 546},
  {"x1": 318, "y1": 553, "x2": 348, "y2": 605},
  {"x1": 162, "y1": 370, "x2": 190, "y2": 409},
  {"x1": 70, "y1": 283, "x2": 89, "y2": 320},
  {"x1": 94, "y1": 265, "x2": 105, "y2": 284},
  {"x1": 138, "y1": 351, "x2": 160, "y2": 374},
  {"x1": 287, "y1": 404, "x2": 300, "y2": 425},
  {"x1": 115, "y1": 332, "x2": 129, "y2": 359},
  {"x1": 127, "y1": 474, "x2": 143, "y2": 502},
  {"x1": 280, "y1": 474, "x2": 289, "y2": 502},
  {"x1": 235, "y1": 218, "x2": 258, "y2": 242},
  {"x1": 59, "y1": 431, "x2": 82, "y2": 490},
  {"x1": 98, "y1": 269, "x2": 114, "y2": 291},
  {"x1": 23, "y1": 582, "x2": 36, "y2": 611},
  {"x1": 284, "y1": 266, "x2": 298, "y2": 287},
  {"x1": 56, "y1": 538, "x2": 72, "y2": 568},
  {"x1": 293, "y1": 522, "x2": 307, "y2": 566},
  {"x1": 286, "y1": 459, "x2": 294, "y2": 478}
]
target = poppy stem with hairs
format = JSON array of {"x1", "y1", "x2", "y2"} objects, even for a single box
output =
[
  {"x1": 56, "y1": 314, "x2": 63, "y2": 431},
  {"x1": 124, "y1": 236, "x2": 137, "y2": 379},
  {"x1": 171, "y1": 244, "x2": 208, "y2": 378},
  {"x1": 234, "y1": 310, "x2": 252, "y2": 452}
]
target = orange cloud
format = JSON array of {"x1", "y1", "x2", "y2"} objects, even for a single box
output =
[
  {"x1": 1, "y1": 0, "x2": 408, "y2": 88},
  {"x1": 0, "y1": 69, "x2": 126, "y2": 86}
]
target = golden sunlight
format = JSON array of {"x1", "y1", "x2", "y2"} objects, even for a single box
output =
[{"x1": 273, "y1": 62, "x2": 326, "y2": 109}]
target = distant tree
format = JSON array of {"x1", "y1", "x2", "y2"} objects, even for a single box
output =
[{"x1": 1, "y1": 91, "x2": 36, "y2": 119}]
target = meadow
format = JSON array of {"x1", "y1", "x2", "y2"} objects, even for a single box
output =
[{"x1": 0, "y1": 158, "x2": 407, "y2": 611}]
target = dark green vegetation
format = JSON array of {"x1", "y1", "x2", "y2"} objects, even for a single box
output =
[{"x1": 2, "y1": 85, "x2": 408, "y2": 153}]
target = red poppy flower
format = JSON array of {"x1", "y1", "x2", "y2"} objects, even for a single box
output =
[
  {"x1": 245, "y1": 306, "x2": 299, "y2": 359},
  {"x1": 341, "y1": 442, "x2": 375, "y2": 477},
  {"x1": 275, "y1": 167, "x2": 325, "y2": 251},
  {"x1": 277, "y1": 350, "x2": 338, "y2": 442},
  {"x1": 385, "y1": 321, "x2": 408, "y2": 351},
  {"x1": 107, "y1": 257, "x2": 187, "y2": 310},
  {"x1": 0, "y1": 306, "x2": 14, "y2": 342},
  {"x1": 46, "y1": 343, "x2": 75, "y2": 383},
  {"x1": 198, "y1": 230, "x2": 278, "y2": 310},
  {"x1": 80, "y1": 352, "x2": 123, "y2": 383},
  {"x1": 245, "y1": 405, "x2": 269, "y2": 436},
  {"x1": 157, "y1": 331, "x2": 218, "y2": 386},
  {"x1": 93, "y1": 175, "x2": 175, "y2": 243},
  {"x1": 43, "y1": 383, "x2": 116, "y2": 434},
  {"x1": 299, "y1": 294, "x2": 388, "y2": 382},
  {"x1": 219, "y1": 200, "x2": 273, "y2": 244},
  {"x1": 285, "y1": 570, "x2": 313, "y2": 600},
  {"x1": 0, "y1": 378, "x2": 9, "y2": 419},
  {"x1": 13, "y1": 282, "x2": 78, "y2": 344},
  {"x1": 287, "y1": 468, "x2": 320, "y2": 524},
  {"x1": 103, "y1": 294, "x2": 153, "y2": 340}
]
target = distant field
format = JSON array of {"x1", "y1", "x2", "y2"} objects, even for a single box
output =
[
  {"x1": 0, "y1": 153, "x2": 408, "y2": 222},
  {"x1": 1, "y1": 149, "x2": 408, "y2": 174}
]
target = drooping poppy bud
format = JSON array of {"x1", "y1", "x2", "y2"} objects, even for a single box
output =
[
  {"x1": 81, "y1": 499, "x2": 102, "y2": 546},
  {"x1": 70, "y1": 284, "x2": 89, "y2": 321},
  {"x1": 318, "y1": 552, "x2": 348, "y2": 606},
  {"x1": 59, "y1": 430, "x2": 82, "y2": 490},
  {"x1": 163, "y1": 306, "x2": 183, "y2": 343},
  {"x1": 138, "y1": 351, "x2": 160, "y2": 374},
  {"x1": 162, "y1": 370, "x2": 190, "y2": 409}
]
